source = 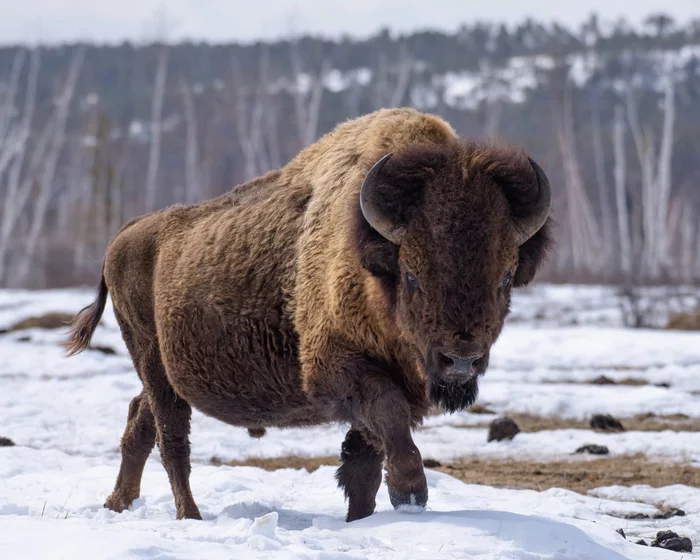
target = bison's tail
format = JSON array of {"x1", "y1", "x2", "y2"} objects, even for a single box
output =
[{"x1": 63, "y1": 273, "x2": 109, "y2": 357}]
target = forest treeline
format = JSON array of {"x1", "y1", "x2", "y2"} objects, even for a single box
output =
[{"x1": 0, "y1": 12, "x2": 699, "y2": 288}]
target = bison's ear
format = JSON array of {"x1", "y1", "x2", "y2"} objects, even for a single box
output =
[
  {"x1": 359, "y1": 146, "x2": 447, "y2": 244},
  {"x1": 352, "y1": 146, "x2": 446, "y2": 279},
  {"x1": 513, "y1": 216, "x2": 555, "y2": 287},
  {"x1": 360, "y1": 149, "x2": 438, "y2": 245}
]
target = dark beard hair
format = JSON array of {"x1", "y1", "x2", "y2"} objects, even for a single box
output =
[{"x1": 428, "y1": 376, "x2": 480, "y2": 414}]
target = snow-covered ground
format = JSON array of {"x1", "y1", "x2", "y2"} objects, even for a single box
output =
[{"x1": 1, "y1": 284, "x2": 699, "y2": 559}]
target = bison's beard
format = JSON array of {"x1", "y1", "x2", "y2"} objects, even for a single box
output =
[{"x1": 428, "y1": 375, "x2": 480, "y2": 414}]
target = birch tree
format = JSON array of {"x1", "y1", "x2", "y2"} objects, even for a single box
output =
[
  {"x1": 12, "y1": 47, "x2": 85, "y2": 286},
  {"x1": 289, "y1": 38, "x2": 330, "y2": 149},
  {"x1": 613, "y1": 103, "x2": 632, "y2": 276},
  {"x1": 552, "y1": 72, "x2": 604, "y2": 274},
  {"x1": 180, "y1": 77, "x2": 200, "y2": 203},
  {"x1": 624, "y1": 60, "x2": 676, "y2": 280},
  {"x1": 0, "y1": 48, "x2": 40, "y2": 285},
  {"x1": 144, "y1": 44, "x2": 169, "y2": 211},
  {"x1": 590, "y1": 88, "x2": 614, "y2": 268},
  {"x1": 373, "y1": 42, "x2": 413, "y2": 110}
]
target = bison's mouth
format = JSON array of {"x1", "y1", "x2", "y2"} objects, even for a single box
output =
[
  {"x1": 424, "y1": 354, "x2": 488, "y2": 413},
  {"x1": 428, "y1": 373, "x2": 481, "y2": 413}
]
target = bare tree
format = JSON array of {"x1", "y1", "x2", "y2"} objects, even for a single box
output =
[
  {"x1": 0, "y1": 48, "x2": 26, "y2": 176},
  {"x1": 613, "y1": 103, "x2": 632, "y2": 276},
  {"x1": 144, "y1": 44, "x2": 169, "y2": 211},
  {"x1": 230, "y1": 55, "x2": 265, "y2": 182},
  {"x1": 257, "y1": 46, "x2": 282, "y2": 171},
  {"x1": 180, "y1": 77, "x2": 200, "y2": 203},
  {"x1": 290, "y1": 37, "x2": 330, "y2": 149},
  {"x1": 0, "y1": 48, "x2": 40, "y2": 285},
  {"x1": 624, "y1": 61, "x2": 676, "y2": 280},
  {"x1": 12, "y1": 47, "x2": 85, "y2": 286},
  {"x1": 373, "y1": 42, "x2": 413, "y2": 110},
  {"x1": 552, "y1": 72, "x2": 603, "y2": 274},
  {"x1": 590, "y1": 89, "x2": 614, "y2": 266}
]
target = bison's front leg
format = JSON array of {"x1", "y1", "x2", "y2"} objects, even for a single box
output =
[
  {"x1": 359, "y1": 377, "x2": 428, "y2": 512},
  {"x1": 336, "y1": 428, "x2": 385, "y2": 521},
  {"x1": 304, "y1": 343, "x2": 427, "y2": 519}
]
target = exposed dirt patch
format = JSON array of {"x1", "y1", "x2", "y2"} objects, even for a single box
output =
[
  {"x1": 666, "y1": 310, "x2": 700, "y2": 331},
  {"x1": 207, "y1": 453, "x2": 700, "y2": 495},
  {"x1": 542, "y1": 377, "x2": 662, "y2": 387},
  {"x1": 2, "y1": 312, "x2": 75, "y2": 332},
  {"x1": 453, "y1": 412, "x2": 700, "y2": 433},
  {"x1": 467, "y1": 404, "x2": 497, "y2": 415},
  {"x1": 210, "y1": 455, "x2": 339, "y2": 472},
  {"x1": 433, "y1": 454, "x2": 700, "y2": 494}
]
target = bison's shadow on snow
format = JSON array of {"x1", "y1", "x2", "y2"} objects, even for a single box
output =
[{"x1": 344, "y1": 509, "x2": 629, "y2": 559}]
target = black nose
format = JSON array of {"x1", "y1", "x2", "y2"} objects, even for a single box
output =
[{"x1": 434, "y1": 350, "x2": 483, "y2": 376}]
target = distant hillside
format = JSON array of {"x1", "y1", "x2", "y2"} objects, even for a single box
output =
[{"x1": 0, "y1": 13, "x2": 699, "y2": 288}]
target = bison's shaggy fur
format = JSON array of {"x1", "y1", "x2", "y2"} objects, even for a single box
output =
[{"x1": 65, "y1": 108, "x2": 553, "y2": 521}]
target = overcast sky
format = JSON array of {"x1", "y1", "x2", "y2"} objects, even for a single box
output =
[{"x1": 2, "y1": 0, "x2": 697, "y2": 45}]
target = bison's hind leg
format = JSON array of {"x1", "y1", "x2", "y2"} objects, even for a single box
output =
[
  {"x1": 142, "y1": 345, "x2": 202, "y2": 520},
  {"x1": 105, "y1": 391, "x2": 156, "y2": 512},
  {"x1": 336, "y1": 429, "x2": 385, "y2": 522},
  {"x1": 108, "y1": 311, "x2": 201, "y2": 520}
]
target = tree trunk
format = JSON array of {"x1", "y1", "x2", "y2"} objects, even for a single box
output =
[
  {"x1": 144, "y1": 45, "x2": 168, "y2": 211},
  {"x1": 613, "y1": 103, "x2": 632, "y2": 277},
  {"x1": 180, "y1": 78, "x2": 200, "y2": 203},
  {"x1": 12, "y1": 47, "x2": 84, "y2": 287}
]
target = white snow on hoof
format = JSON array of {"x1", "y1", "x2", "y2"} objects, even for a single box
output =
[{"x1": 396, "y1": 494, "x2": 426, "y2": 514}]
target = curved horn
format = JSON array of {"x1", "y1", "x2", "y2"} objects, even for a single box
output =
[
  {"x1": 513, "y1": 157, "x2": 552, "y2": 246},
  {"x1": 359, "y1": 152, "x2": 406, "y2": 245}
]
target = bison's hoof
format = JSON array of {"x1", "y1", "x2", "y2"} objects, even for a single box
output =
[
  {"x1": 104, "y1": 493, "x2": 135, "y2": 513},
  {"x1": 346, "y1": 500, "x2": 376, "y2": 522},
  {"x1": 176, "y1": 504, "x2": 203, "y2": 520},
  {"x1": 388, "y1": 485, "x2": 428, "y2": 512}
]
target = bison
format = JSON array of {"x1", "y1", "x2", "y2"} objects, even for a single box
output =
[{"x1": 64, "y1": 108, "x2": 553, "y2": 522}]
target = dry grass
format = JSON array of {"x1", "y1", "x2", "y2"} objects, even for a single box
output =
[
  {"x1": 207, "y1": 453, "x2": 700, "y2": 495},
  {"x1": 665, "y1": 310, "x2": 700, "y2": 331},
  {"x1": 540, "y1": 376, "x2": 663, "y2": 386},
  {"x1": 452, "y1": 412, "x2": 700, "y2": 433},
  {"x1": 2, "y1": 312, "x2": 75, "y2": 332},
  {"x1": 210, "y1": 455, "x2": 339, "y2": 471},
  {"x1": 433, "y1": 454, "x2": 700, "y2": 494}
]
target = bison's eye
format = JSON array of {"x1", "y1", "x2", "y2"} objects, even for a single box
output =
[
  {"x1": 405, "y1": 272, "x2": 420, "y2": 299},
  {"x1": 501, "y1": 272, "x2": 513, "y2": 291}
]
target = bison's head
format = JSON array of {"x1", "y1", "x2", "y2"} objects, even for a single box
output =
[{"x1": 353, "y1": 142, "x2": 553, "y2": 412}]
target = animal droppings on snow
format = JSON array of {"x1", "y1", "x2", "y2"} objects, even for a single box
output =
[
  {"x1": 624, "y1": 507, "x2": 687, "y2": 520},
  {"x1": 487, "y1": 417, "x2": 521, "y2": 442},
  {"x1": 650, "y1": 530, "x2": 693, "y2": 552},
  {"x1": 656, "y1": 508, "x2": 686, "y2": 519},
  {"x1": 575, "y1": 444, "x2": 610, "y2": 455},
  {"x1": 590, "y1": 414, "x2": 625, "y2": 432}
]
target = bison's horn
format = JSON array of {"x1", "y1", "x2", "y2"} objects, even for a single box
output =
[
  {"x1": 513, "y1": 157, "x2": 552, "y2": 246},
  {"x1": 360, "y1": 152, "x2": 405, "y2": 245}
]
